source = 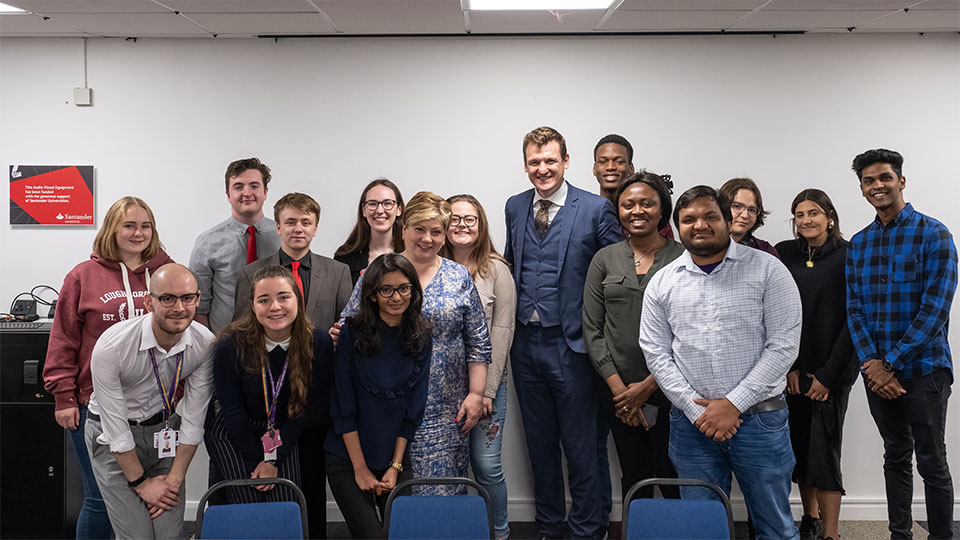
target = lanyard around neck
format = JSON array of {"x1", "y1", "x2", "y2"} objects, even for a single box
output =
[
  {"x1": 149, "y1": 349, "x2": 183, "y2": 424},
  {"x1": 261, "y1": 357, "x2": 290, "y2": 428}
]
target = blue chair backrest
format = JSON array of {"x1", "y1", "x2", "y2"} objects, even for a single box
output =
[
  {"x1": 626, "y1": 498, "x2": 731, "y2": 540},
  {"x1": 200, "y1": 501, "x2": 303, "y2": 540},
  {"x1": 388, "y1": 494, "x2": 489, "y2": 539}
]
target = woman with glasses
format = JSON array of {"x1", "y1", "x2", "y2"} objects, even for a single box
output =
[
  {"x1": 441, "y1": 194, "x2": 516, "y2": 540},
  {"x1": 205, "y1": 265, "x2": 334, "y2": 503},
  {"x1": 326, "y1": 254, "x2": 432, "y2": 539},
  {"x1": 775, "y1": 190, "x2": 857, "y2": 540},
  {"x1": 335, "y1": 178, "x2": 406, "y2": 285},
  {"x1": 583, "y1": 172, "x2": 683, "y2": 502},
  {"x1": 43, "y1": 196, "x2": 173, "y2": 540},
  {"x1": 719, "y1": 177, "x2": 780, "y2": 258},
  {"x1": 338, "y1": 191, "x2": 491, "y2": 495}
]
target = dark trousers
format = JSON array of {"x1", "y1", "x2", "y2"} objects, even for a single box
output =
[
  {"x1": 598, "y1": 384, "x2": 679, "y2": 500},
  {"x1": 864, "y1": 368, "x2": 953, "y2": 540},
  {"x1": 512, "y1": 323, "x2": 602, "y2": 539},
  {"x1": 326, "y1": 451, "x2": 413, "y2": 540},
  {"x1": 299, "y1": 423, "x2": 330, "y2": 539}
]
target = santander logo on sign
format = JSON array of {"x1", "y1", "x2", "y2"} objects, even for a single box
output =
[{"x1": 56, "y1": 213, "x2": 65, "y2": 219}]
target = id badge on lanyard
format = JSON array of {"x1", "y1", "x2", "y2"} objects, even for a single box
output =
[
  {"x1": 150, "y1": 350, "x2": 183, "y2": 459},
  {"x1": 261, "y1": 359, "x2": 289, "y2": 462}
]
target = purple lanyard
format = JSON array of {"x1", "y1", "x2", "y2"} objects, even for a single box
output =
[
  {"x1": 149, "y1": 350, "x2": 183, "y2": 424},
  {"x1": 261, "y1": 359, "x2": 290, "y2": 428}
]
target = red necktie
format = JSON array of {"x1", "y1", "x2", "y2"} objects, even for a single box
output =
[
  {"x1": 246, "y1": 226, "x2": 257, "y2": 264},
  {"x1": 290, "y1": 261, "x2": 305, "y2": 305}
]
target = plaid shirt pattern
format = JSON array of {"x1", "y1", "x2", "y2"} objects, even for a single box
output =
[{"x1": 845, "y1": 203, "x2": 957, "y2": 378}]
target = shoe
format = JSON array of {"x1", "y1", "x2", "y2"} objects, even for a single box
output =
[{"x1": 798, "y1": 514, "x2": 823, "y2": 540}]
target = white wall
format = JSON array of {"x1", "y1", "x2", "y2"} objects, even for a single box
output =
[{"x1": 1, "y1": 33, "x2": 958, "y2": 521}]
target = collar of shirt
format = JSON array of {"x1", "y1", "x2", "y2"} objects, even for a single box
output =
[
  {"x1": 265, "y1": 337, "x2": 291, "y2": 352},
  {"x1": 137, "y1": 312, "x2": 194, "y2": 358},
  {"x1": 532, "y1": 180, "x2": 568, "y2": 210},
  {"x1": 229, "y1": 215, "x2": 273, "y2": 236},
  {"x1": 872, "y1": 202, "x2": 914, "y2": 229},
  {"x1": 278, "y1": 249, "x2": 312, "y2": 270},
  {"x1": 674, "y1": 237, "x2": 741, "y2": 274}
]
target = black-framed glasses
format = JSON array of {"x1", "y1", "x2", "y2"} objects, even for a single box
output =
[
  {"x1": 450, "y1": 214, "x2": 478, "y2": 227},
  {"x1": 730, "y1": 202, "x2": 760, "y2": 217},
  {"x1": 364, "y1": 199, "x2": 397, "y2": 211},
  {"x1": 150, "y1": 292, "x2": 200, "y2": 307},
  {"x1": 376, "y1": 284, "x2": 413, "y2": 298}
]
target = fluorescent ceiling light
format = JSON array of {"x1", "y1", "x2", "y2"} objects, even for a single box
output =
[
  {"x1": 0, "y1": 2, "x2": 26, "y2": 13},
  {"x1": 469, "y1": 0, "x2": 613, "y2": 10}
]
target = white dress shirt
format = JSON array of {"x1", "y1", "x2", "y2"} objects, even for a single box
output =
[
  {"x1": 639, "y1": 240, "x2": 802, "y2": 423},
  {"x1": 88, "y1": 313, "x2": 215, "y2": 453},
  {"x1": 531, "y1": 180, "x2": 568, "y2": 226}
]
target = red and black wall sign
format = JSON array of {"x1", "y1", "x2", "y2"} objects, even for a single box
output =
[{"x1": 9, "y1": 165, "x2": 95, "y2": 226}]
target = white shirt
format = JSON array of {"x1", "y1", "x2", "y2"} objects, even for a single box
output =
[
  {"x1": 88, "y1": 313, "x2": 215, "y2": 453},
  {"x1": 531, "y1": 180, "x2": 568, "y2": 226},
  {"x1": 639, "y1": 240, "x2": 801, "y2": 424}
]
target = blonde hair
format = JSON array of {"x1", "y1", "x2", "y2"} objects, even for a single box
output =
[
  {"x1": 440, "y1": 194, "x2": 506, "y2": 279},
  {"x1": 522, "y1": 126, "x2": 567, "y2": 161},
  {"x1": 93, "y1": 197, "x2": 163, "y2": 262},
  {"x1": 402, "y1": 191, "x2": 451, "y2": 230}
]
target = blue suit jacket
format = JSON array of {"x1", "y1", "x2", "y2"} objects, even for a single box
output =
[{"x1": 504, "y1": 182, "x2": 623, "y2": 353}]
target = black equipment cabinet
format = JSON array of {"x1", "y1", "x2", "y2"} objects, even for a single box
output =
[{"x1": 1, "y1": 324, "x2": 83, "y2": 539}]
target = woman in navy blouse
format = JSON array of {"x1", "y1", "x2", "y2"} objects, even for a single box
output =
[
  {"x1": 204, "y1": 265, "x2": 334, "y2": 504},
  {"x1": 326, "y1": 253, "x2": 432, "y2": 539}
]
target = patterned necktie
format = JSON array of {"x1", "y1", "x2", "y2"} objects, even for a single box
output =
[
  {"x1": 246, "y1": 226, "x2": 257, "y2": 264},
  {"x1": 290, "y1": 261, "x2": 305, "y2": 306},
  {"x1": 535, "y1": 200, "x2": 552, "y2": 239}
]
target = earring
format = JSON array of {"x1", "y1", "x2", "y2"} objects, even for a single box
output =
[{"x1": 829, "y1": 221, "x2": 834, "y2": 231}]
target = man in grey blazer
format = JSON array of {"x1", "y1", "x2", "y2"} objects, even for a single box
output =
[{"x1": 232, "y1": 192, "x2": 352, "y2": 538}]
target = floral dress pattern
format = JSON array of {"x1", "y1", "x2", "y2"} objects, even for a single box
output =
[{"x1": 341, "y1": 257, "x2": 491, "y2": 493}]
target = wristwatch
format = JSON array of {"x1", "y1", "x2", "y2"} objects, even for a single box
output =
[
  {"x1": 390, "y1": 461, "x2": 403, "y2": 472},
  {"x1": 128, "y1": 473, "x2": 148, "y2": 488},
  {"x1": 881, "y1": 360, "x2": 895, "y2": 372}
]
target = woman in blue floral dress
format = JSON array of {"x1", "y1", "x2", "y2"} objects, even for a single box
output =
[{"x1": 339, "y1": 191, "x2": 491, "y2": 492}]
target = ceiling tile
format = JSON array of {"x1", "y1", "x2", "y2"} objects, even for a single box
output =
[
  {"x1": 161, "y1": 1, "x2": 316, "y2": 14},
  {"x1": 859, "y1": 9, "x2": 960, "y2": 29},
  {"x1": 0, "y1": 12, "x2": 88, "y2": 35},
  {"x1": 730, "y1": 10, "x2": 891, "y2": 30},
  {"x1": 43, "y1": 12, "x2": 211, "y2": 36},
  {"x1": 189, "y1": 12, "x2": 337, "y2": 35},
  {"x1": 468, "y1": 10, "x2": 603, "y2": 33},
  {"x1": 2, "y1": 1, "x2": 166, "y2": 14},
  {"x1": 619, "y1": 1, "x2": 765, "y2": 9},
  {"x1": 315, "y1": 1, "x2": 465, "y2": 34},
  {"x1": 602, "y1": 9, "x2": 750, "y2": 31}
]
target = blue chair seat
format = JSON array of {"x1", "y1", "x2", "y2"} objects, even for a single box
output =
[
  {"x1": 385, "y1": 477, "x2": 493, "y2": 540},
  {"x1": 195, "y1": 478, "x2": 307, "y2": 539},
  {"x1": 622, "y1": 478, "x2": 734, "y2": 540}
]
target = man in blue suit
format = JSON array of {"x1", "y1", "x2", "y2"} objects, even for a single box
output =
[{"x1": 504, "y1": 126, "x2": 623, "y2": 539}]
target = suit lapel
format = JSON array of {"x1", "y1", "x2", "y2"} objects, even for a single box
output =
[
  {"x1": 557, "y1": 183, "x2": 580, "y2": 272},
  {"x1": 305, "y1": 252, "x2": 324, "y2": 315},
  {"x1": 513, "y1": 191, "x2": 533, "y2": 279}
]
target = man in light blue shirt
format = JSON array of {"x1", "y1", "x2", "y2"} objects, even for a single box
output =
[{"x1": 640, "y1": 185, "x2": 802, "y2": 540}]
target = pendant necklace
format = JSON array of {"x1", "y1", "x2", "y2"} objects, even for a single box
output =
[{"x1": 806, "y1": 245, "x2": 815, "y2": 268}]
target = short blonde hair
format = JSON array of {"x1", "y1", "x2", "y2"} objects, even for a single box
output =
[
  {"x1": 523, "y1": 126, "x2": 567, "y2": 162},
  {"x1": 402, "y1": 191, "x2": 451, "y2": 230},
  {"x1": 93, "y1": 197, "x2": 163, "y2": 262},
  {"x1": 273, "y1": 192, "x2": 321, "y2": 224}
]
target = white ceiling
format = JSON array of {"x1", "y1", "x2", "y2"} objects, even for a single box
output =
[{"x1": 0, "y1": 0, "x2": 956, "y2": 38}]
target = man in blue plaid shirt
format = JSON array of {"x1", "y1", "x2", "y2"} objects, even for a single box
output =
[{"x1": 846, "y1": 148, "x2": 956, "y2": 540}]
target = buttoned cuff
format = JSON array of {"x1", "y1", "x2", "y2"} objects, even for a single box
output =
[
  {"x1": 724, "y1": 388, "x2": 754, "y2": 414},
  {"x1": 98, "y1": 430, "x2": 135, "y2": 454},
  {"x1": 680, "y1": 402, "x2": 707, "y2": 425}
]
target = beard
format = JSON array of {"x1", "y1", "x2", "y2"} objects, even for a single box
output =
[{"x1": 682, "y1": 235, "x2": 730, "y2": 258}]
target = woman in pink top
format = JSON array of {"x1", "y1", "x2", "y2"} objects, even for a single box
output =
[{"x1": 43, "y1": 196, "x2": 173, "y2": 539}]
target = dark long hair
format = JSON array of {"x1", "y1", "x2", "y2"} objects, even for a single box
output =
[
  {"x1": 790, "y1": 188, "x2": 844, "y2": 246},
  {"x1": 335, "y1": 178, "x2": 405, "y2": 257},
  {"x1": 220, "y1": 266, "x2": 314, "y2": 417},
  {"x1": 347, "y1": 254, "x2": 430, "y2": 358}
]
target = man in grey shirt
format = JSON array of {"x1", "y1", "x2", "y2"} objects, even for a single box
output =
[
  {"x1": 639, "y1": 185, "x2": 802, "y2": 540},
  {"x1": 189, "y1": 157, "x2": 280, "y2": 334}
]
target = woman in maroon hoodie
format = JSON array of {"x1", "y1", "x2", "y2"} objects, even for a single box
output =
[{"x1": 43, "y1": 196, "x2": 173, "y2": 540}]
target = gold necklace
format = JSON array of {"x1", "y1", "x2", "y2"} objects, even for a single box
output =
[{"x1": 806, "y1": 245, "x2": 815, "y2": 268}]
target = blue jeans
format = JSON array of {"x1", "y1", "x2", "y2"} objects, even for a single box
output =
[
  {"x1": 471, "y1": 380, "x2": 510, "y2": 538},
  {"x1": 68, "y1": 405, "x2": 113, "y2": 540},
  {"x1": 668, "y1": 405, "x2": 798, "y2": 540}
]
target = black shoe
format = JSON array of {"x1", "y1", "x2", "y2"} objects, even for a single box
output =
[{"x1": 798, "y1": 514, "x2": 823, "y2": 540}]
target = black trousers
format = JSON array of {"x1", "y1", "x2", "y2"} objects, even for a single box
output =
[
  {"x1": 598, "y1": 383, "x2": 679, "y2": 500},
  {"x1": 864, "y1": 368, "x2": 953, "y2": 540},
  {"x1": 326, "y1": 451, "x2": 413, "y2": 540},
  {"x1": 299, "y1": 423, "x2": 330, "y2": 539}
]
